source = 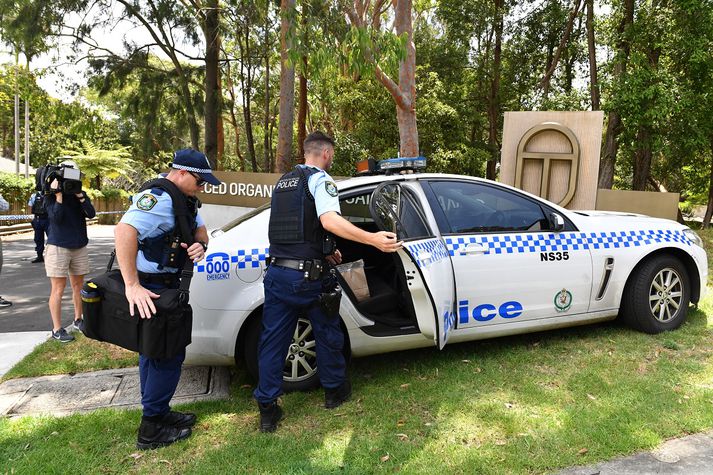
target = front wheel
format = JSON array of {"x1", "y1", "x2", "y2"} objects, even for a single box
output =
[
  {"x1": 620, "y1": 255, "x2": 690, "y2": 334},
  {"x1": 243, "y1": 314, "x2": 321, "y2": 392}
]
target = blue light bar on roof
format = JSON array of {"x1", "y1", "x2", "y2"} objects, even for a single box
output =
[{"x1": 377, "y1": 156, "x2": 427, "y2": 173}]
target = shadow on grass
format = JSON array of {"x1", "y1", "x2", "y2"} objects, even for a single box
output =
[{"x1": 1, "y1": 309, "x2": 712, "y2": 474}]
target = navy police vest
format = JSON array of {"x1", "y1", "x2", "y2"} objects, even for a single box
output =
[
  {"x1": 269, "y1": 166, "x2": 326, "y2": 260},
  {"x1": 137, "y1": 179, "x2": 198, "y2": 271},
  {"x1": 31, "y1": 192, "x2": 47, "y2": 217}
]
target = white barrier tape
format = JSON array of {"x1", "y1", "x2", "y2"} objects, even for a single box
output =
[{"x1": 0, "y1": 210, "x2": 125, "y2": 221}]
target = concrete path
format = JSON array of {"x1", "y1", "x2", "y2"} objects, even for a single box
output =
[
  {"x1": 556, "y1": 431, "x2": 713, "y2": 474},
  {"x1": 0, "y1": 365, "x2": 230, "y2": 417},
  {"x1": 0, "y1": 331, "x2": 48, "y2": 377}
]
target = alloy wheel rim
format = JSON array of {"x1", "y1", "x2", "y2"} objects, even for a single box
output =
[
  {"x1": 649, "y1": 267, "x2": 683, "y2": 323},
  {"x1": 283, "y1": 317, "x2": 317, "y2": 382}
]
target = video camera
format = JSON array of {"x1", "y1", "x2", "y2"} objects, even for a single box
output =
[{"x1": 36, "y1": 161, "x2": 83, "y2": 195}]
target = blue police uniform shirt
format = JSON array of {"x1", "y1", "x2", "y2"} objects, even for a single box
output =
[
  {"x1": 28, "y1": 192, "x2": 38, "y2": 207},
  {"x1": 120, "y1": 189, "x2": 204, "y2": 274},
  {"x1": 300, "y1": 165, "x2": 341, "y2": 217}
]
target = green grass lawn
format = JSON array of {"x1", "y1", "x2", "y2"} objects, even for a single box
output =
[
  {"x1": 2, "y1": 297, "x2": 713, "y2": 474},
  {"x1": 3, "y1": 226, "x2": 712, "y2": 473}
]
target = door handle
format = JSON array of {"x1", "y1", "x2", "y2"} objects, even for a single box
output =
[{"x1": 463, "y1": 243, "x2": 487, "y2": 255}]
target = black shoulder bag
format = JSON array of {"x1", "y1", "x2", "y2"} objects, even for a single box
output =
[{"x1": 82, "y1": 179, "x2": 197, "y2": 359}]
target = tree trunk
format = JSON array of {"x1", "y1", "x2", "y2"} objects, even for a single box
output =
[
  {"x1": 14, "y1": 52, "x2": 20, "y2": 173},
  {"x1": 702, "y1": 136, "x2": 713, "y2": 228},
  {"x1": 540, "y1": 0, "x2": 582, "y2": 99},
  {"x1": 239, "y1": 24, "x2": 258, "y2": 171},
  {"x1": 632, "y1": 127, "x2": 652, "y2": 191},
  {"x1": 297, "y1": 2, "x2": 308, "y2": 162},
  {"x1": 585, "y1": 0, "x2": 599, "y2": 110},
  {"x1": 395, "y1": 0, "x2": 418, "y2": 157},
  {"x1": 263, "y1": 5, "x2": 272, "y2": 172},
  {"x1": 24, "y1": 97, "x2": 29, "y2": 178},
  {"x1": 486, "y1": 0, "x2": 503, "y2": 180},
  {"x1": 203, "y1": 0, "x2": 220, "y2": 169},
  {"x1": 225, "y1": 61, "x2": 246, "y2": 171},
  {"x1": 276, "y1": 0, "x2": 296, "y2": 172},
  {"x1": 598, "y1": 0, "x2": 634, "y2": 189},
  {"x1": 297, "y1": 63, "x2": 308, "y2": 163}
]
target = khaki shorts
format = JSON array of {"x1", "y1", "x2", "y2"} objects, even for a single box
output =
[{"x1": 45, "y1": 244, "x2": 90, "y2": 278}]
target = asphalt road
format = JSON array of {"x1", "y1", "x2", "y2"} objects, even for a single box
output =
[{"x1": 0, "y1": 225, "x2": 117, "y2": 332}]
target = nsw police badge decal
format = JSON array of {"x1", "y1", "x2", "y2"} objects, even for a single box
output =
[
  {"x1": 325, "y1": 181, "x2": 338, "y2": 197},
  {"x1": 136, "y1": 193, "x2": 158, "y2": 211}
]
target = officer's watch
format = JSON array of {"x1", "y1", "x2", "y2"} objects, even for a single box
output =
[{"x1": 198, "y1": 240, "x2": 208, "y2": 252}]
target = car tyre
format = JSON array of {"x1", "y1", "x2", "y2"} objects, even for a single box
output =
[
  {"x1": 243, "y1": 313, "x2": 321, "y2": 392},
  {"x1": 620, "y1": 255, "x2": 690, "y2": 334}
]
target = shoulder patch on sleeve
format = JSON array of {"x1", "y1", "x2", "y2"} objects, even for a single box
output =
[
  {"x1": 325, "y1": 181, "x2": 338, "y2": 197},
  {"x1": 136, "y1": 193, "x2": 158, "y2": 211}
]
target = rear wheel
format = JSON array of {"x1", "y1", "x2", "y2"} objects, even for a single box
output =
[
  {"x1": 620, "y1": 255, "x2": 690, "y2": 334},
  {"x1": 243, "y1": 314, "x2": 320, "y2": 392}
]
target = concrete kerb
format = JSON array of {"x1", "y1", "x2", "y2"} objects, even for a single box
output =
[{"x1": 0, "y1": 365, "x2": 231, "y2": 418}]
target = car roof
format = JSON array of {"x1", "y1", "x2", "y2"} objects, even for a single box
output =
[{"x1": 336, "y1": 172, "x2": 489, "y2": 190}]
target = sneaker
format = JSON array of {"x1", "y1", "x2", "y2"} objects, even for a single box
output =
[
  {"x1": 136, "y1": 419, "x2": 191, "y2": 450},
  {"x1": 72, "y1": 319, "x2": 84, "y2": 332},
  {"x1": 159, "y1": 411, "x2": 197, "y2": 429},
  {"x1": 51, "y1": 328, "x2": 75, "y2": 343},
  {"x1": 31, "y1": 256, "x2": 44, "y2": 263},
  {"x1": 0, "y1": 297, "x2": 11, "y2": 308},
  {"x1": 258, "y1": 401, "x2": 284, "y2": 433},
  {"x1": 325, "y1": 380, "x2": 352, "y2": 409}
]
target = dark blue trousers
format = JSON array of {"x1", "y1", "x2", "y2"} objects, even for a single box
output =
[
  {"x1": 254, "y1": 265, "x2": 346, "y2": 404},
  {"x1": 31, "y1": 216, "x2": 49, "y2": 256},
  {"x1": 139, "y1": 349, "x2": 185, "y2": 417},
  {"x1": 138, "y1": 279, "x2": 184, "y2": 418}
]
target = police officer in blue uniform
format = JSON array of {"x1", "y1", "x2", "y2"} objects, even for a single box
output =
[
  {"x1": 28, "y1": 191, "x2": 49, "y2": 263},
  {"x1": 115, "y1": 149, "x2": 220, "y2": 449},
  {"x1": 255, "y1": 131, "x2": 402, "y2": 432}
]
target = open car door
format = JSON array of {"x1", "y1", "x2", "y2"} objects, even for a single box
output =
[{"x1": 369, "y1": 182, "x2": 456, "y2": 349}]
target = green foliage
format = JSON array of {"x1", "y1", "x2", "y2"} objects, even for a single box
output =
[
  {"x1": 0, "y1": 171, "x2": 33, "y2": 202},
  {"x1": 61, "y1": 139, "x2": 136, "y2": 189}
]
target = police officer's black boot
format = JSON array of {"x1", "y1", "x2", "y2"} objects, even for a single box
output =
[
  {"x1": 159, "y1": 410, "x2": 197, "y2": 429},
  {"x1": 136, "y1": 418, "x2": 192, "y2": 450},
  {"x1": 31, "y1": 254, "x2": 44, "y2": 263},
  {"x1": 325, "y1": 380, "x2": 352, "y2": 409},
  {"x1": 258, "y1": 401, "x2": 283, "y2": 433}
]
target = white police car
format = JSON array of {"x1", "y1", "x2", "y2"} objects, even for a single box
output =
[{"x1": 187, "y1": 158, "x2": 707, "y2": 391}]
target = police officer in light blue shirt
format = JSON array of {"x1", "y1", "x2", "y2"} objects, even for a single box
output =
[
  {"x1": 115, "y1": 148, "x2": 220, "y2": 450},
  {"x1": 254, "y1": 131, "x2": 403, "y2": 432}
]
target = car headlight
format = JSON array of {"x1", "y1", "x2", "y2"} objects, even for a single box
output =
[{"x1": 683, "y1": 228, "x2": 703, "y2": 248}]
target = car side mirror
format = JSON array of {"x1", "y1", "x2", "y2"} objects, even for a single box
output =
[{"x1": 549, "y1": 212, "x2": 565, "y2": 232}]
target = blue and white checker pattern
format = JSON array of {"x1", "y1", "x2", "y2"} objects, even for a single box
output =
[
  {"x1": 444, "y1": 229, "x2": 691, "y2": 257},
  {"x1": 405, "y1": 239, "x2": 451, "y2": 268},
  {"x1": 196, "y1": 247, "x2": 269, "y2": 272}
]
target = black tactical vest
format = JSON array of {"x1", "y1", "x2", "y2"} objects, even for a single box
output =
[
  {"x1": 268, "y1": 166, "x2": 327, "y2": 260},
  {"x1": 31, "y1": 192, "x2": 47, "y2": 217},
  {"x1": 137, "y1": 178, "x2": 198, "y2": 270}
]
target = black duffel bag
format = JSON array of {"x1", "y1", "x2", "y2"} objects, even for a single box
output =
[{"x1": 82, "y1": 269, "x2": 192, "y2": 360}]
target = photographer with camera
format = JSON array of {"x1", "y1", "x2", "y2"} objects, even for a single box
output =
[{"x1": 43, "y1": 161, "x2": 96, "y2": 343}]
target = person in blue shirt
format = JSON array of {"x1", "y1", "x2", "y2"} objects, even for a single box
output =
[
  {"x1": 115, "y1": 148, "x2": 220, "y2": 450},
  {"x1": 255, "y1": 131, "x2": 402, "y2": 432},
  {"x1": 44, "y1": 165, "x2": 96, "y2": 342},
  {"x1": 28, "y1": 190, "x2": 49, "y2": 263}
]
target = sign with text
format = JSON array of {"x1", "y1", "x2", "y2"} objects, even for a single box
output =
[{"x1": 198, "y1": 171, "x2": 281, "y2": 207}]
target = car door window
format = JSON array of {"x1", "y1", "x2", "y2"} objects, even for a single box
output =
[
  {"x1": 427, "y1": 180, "x2": 548, "y2": 234},
  {"x1": 370, "y1": 183, "x2": 432, "y2": 240}
]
